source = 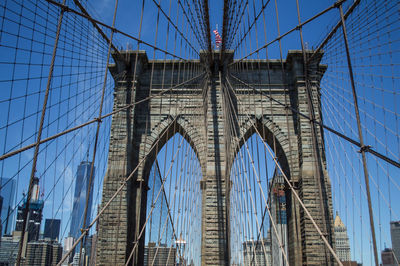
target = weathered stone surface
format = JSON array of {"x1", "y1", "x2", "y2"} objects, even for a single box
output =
[{"x1": 97, "y1": 50, "x2": 335, "y2": 266}]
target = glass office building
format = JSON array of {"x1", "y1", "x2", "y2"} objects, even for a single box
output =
[
  {"x1": 0, "y1": 177, "x2": 16, "y2": 236},
  {"x1": 69, "y1": 161, "x2": 95, "y2": 253}
]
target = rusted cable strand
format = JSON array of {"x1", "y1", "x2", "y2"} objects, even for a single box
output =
[
  {"x1": 229, "y1": 74, "x2": 400, "y2": 169},
  {"x1": 0, "y1": 72, "x2": 205, "y2": 162}
]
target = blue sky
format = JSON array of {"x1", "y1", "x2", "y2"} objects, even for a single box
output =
[{"x1": 0, "y1": 0, "x2": 399, "y2": 265}]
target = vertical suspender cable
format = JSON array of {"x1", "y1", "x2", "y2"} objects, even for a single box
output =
[
  {"x1": 78, "y1": 0, "x2": 120, "y2": 263},
  {"x1": 16, "y1": 0, "x2": 66, "y2": 264},
  {"x1": 338, "y1": 4, "x2": 379, "y2": 265}
]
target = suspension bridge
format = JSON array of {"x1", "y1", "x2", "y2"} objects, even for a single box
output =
[{"x1": 0, "y1": 0, "x2": 398, "y2": 265}]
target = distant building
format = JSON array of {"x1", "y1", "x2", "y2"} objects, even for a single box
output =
[
  {"x1": 242, "y1": 238, "x2": 271, "y2": 266},
  {"x1": 0, "y1": 195, "x2": 3, "y2": 238},
  {"x1": 175, "y1": 236, "x2": 186, "y2": 265},
  {"x1": 44, "y1": 219, "x2": 61, "y2": 241},
  {"x1": 269, "y1": 171, "x2": 288, "y2": 266},
  {"x1": 341, "y1": 262, "x2": 360, "y2": 266},
  {"x1": 391, "y1": 221, "x2": 400, "y2": 263},
  {"x1": 89, "y1": 234, "x2": 97, "y2": 266},
  {"x1": 23, "y1": 240, "x2": 62, "y2": 266},
  {"x1": 15, "y1": 177, "x2": 44, "y2": 243},
  {"x1": 146, "y1": 242, "x2": 176, "y2": 266},
  {"x1": 72, "y1": 248, "x2": 85, "y2": 266},
  {"x1": 61, "y1": 236, "x2": 74, "y2": 265},
  {"x1": 0, "y1": 235, "x2": 19, "y2": 265},
  {"x1": 381, "y1": 248, "x2": 396, "y2": 266},
  {"x1": 0, "y1": 178, "x2": 16, "y2": 236},
  {"x1": 84, "y1": 235, "x2": 93, "y2": 265},
  {"x1": 70, "y1": 161, "x2": 95, "y2": 256},
  {"x1": 334, "y1": 212, "x2": 351, "y2": 262}
]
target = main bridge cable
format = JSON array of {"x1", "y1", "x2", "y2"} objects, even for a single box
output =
[
  {"x1": 77, "y1": 0, "x2": 120, "y2": 263},
  {"x1": 322, "y1": 86, "x2": 400, "y2": 264},
  {"x1": 71, "y1": 0, "x2": 124, "y2": 63},
  {"x1": 338, "y1": 3, "x2": 379, "y2": 264},
  {"x1": 45, "y1": 0, "x2": 188, "y2": 61},
  {"x1": 224, "y1": 76, "x2": 344, "y2": 265},
  {"x1": 308, "y1": 0, "x2": 361, "y2": 64},
  {"x1": 321, "y1": 78, "x2": 400, "y2": 162},
  {"x1": 228, "y1": 74, "x2": 400, "y2": 169},
  {"x1": 0, "y1": 0, "x2": 93, "y2": 207},
  {"x1": 323, "y1": 84, "x2": 400, "y2": 221},
  {"x1": 16, "y1": 0, "x2": 67, "y2": 264}
]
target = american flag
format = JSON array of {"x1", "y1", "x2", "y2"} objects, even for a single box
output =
[{"x1": 213, "y1": 29, "x2": 222, "y2": 48}]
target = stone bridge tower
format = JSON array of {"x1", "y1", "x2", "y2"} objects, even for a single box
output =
[{"x1": 96, "y1": 50, "x2": 335, "y2": 265}]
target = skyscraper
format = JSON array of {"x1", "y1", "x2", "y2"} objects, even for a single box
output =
[
  {"x1": 242, "y1": 238, "x2": 271, "y2": 266},
  {"x1": 15, "y1": 177, "x2": 44, "y2": 242},
  {"x1": 334, "y1": 212, "x2": 351, "y2": 262},
  {"x1": 381, "y1": 248, "x2": 396, "y2": 266},
  {"x1": 24, "y1": 240, "x2": 63, "y2": 266},
  {"x1": 0, "y1": 235, "x2": 19, "y2": 265},
  {"x1": 390, "y1": 221, "x2": 400, "y2": 263},
  {"x1": 145, "y1": 242, "x2": 176, "y2": 266},
  {"x1": 44, "y1": 219, "x2": 61, "y2": 241},
  {"x1": 269, "y1": 170, "x2": 288, "y2": 266},
  {"x1": 0, "y1": 195, "x2": 3, "y2": 237},
  {"x1": 69, "y1": 161, "x2": 95, "y2": 254},
  {"x1": 0, "y1": 177, "x2": 16, "y2": 236}
]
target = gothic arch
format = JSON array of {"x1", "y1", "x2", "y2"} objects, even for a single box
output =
[
  {"x1": 231, "y1": 116, "x2": 291, "y2": 179},
  {"x1": 138, "y1": 115, "x2": 206, "y2": 184}
]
